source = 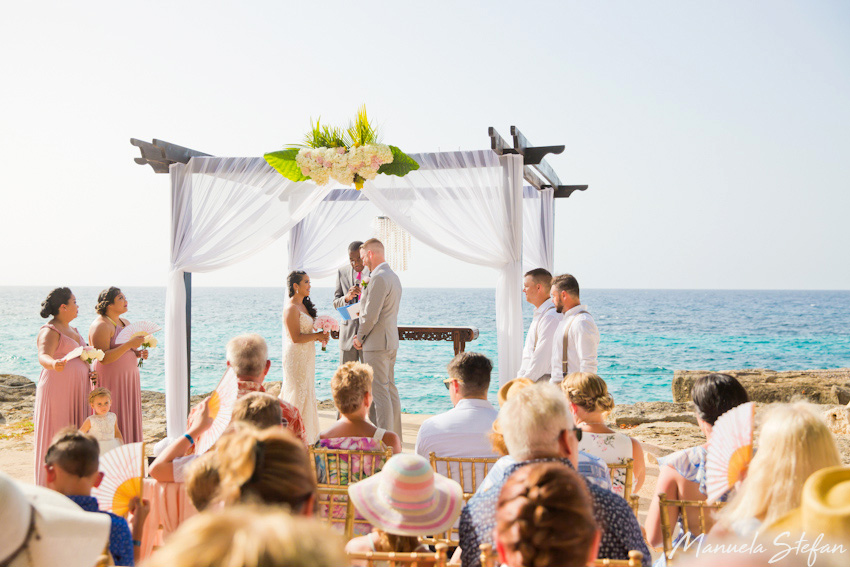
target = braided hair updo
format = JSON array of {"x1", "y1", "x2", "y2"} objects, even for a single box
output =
[
  {"x1": 95, "y1": 287, "x2": 122, "y2": 316},
  {"x1": 40, "y1": 287, "x2": 73, "y2": 318},
  {"x1": 562, "y1": 372, "x2": 615, "y2": 414},
  {"x1": 496, "y1": 463, "x2": 597, "y2": 567},
  {"x1": 287, "y1": 271, "x2": 317, "y2": 319}
]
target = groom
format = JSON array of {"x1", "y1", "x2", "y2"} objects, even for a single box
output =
[
  {"x1": 333, "y1": 240, "x2": 368, "y2": 365},
  {"x1": 353, "y1": 238, "x2": 403, "y2": 440}
]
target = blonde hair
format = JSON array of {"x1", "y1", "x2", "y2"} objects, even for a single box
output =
[
  {"x1": 226, "y1": 334, "x2": 268, "y2": 377},
  {"x1": 216, "y1": 424, "x2": 316, "y2": 513},
  {"x1": 88, "y1": 387, "x2": 111, "y2": 405},
  {"x1": 501, "y1": 384, "x2": 572, "y2": 461},
  {"x1": 332, "y1": 361, "x2": 373, "y2": 415},
  {"x1": 144, "y1": 505, "x2": 346, "y2": 567},
  {"x1": 373, "y1": 530, "x2": 421, "y2": 553},
  {"x1": 562, "y1": 373, "x2": 615, "y2": 414},
  {"x1": 718, "y1": 402, "x2": 842, "y2": 527},
  {"x1": 361, "y1": 238, "x2": 384, "y2": 254},
  {"x1": 185, "y1": 452, "x2": 220, "y2": 511},
  {"x1": 232, "y1": 392, "x2": 282, "y2": 430}
]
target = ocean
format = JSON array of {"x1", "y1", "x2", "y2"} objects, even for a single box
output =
[{"x1": 1, "y1": 287, "x2": 848, "y2": 415}]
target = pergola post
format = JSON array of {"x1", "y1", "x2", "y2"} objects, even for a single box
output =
[{"x1": 184, "y1": 271, "x2": 191, "y2": 412}]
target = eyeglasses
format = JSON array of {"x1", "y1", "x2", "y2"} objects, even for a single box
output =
[
  {"x1": 561, "y1": 427, "x2": 583, "y2": 442},
  {"x1": 443, "y1": 377, "x2": 464, "y2": 390}
]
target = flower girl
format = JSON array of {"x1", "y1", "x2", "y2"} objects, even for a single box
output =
[{"x1": 80, "y1": 387, "x2": 124, "y2": 454}]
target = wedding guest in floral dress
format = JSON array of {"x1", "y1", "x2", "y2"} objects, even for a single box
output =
[
  {"x1": 33, "y1": 287, "x2": 96, "y2": 485},
  {"x1": 89, "y1": 287, "x2": 147, "y2": 443},
  {"x1": 316, "y1": 361, "x2": 400, "y2": 533},
  {"x1": 561, "y1": 372, "x2": 645, "y2": 495}
]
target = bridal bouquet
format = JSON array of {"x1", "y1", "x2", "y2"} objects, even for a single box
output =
[
  {"x1": 264, "y1": 106, "x2": 419, "y2": 190},
  {"x1": 314, "y1": 315, "x2": 340, "y2": 352}
]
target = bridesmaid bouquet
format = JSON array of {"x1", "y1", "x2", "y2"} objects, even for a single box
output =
[
  {"x1": 314, "y1": 315, "x2": 340, "y2": 352},
  {"x1": 138, "y1": 334, "x2": 157, "y2": 368},
  {"x1": 80, "y1": 347, "x2": 105, "y2": 364}
]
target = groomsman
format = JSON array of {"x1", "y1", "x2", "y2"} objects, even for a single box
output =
[
  {"x1": 549, "y1": 273, "x2": 599, "y2": 385},
  {"x1": 516, "y1": 268, "x2": 561, "y2": 382},
  {"x1": 354, "y1": 239, "x2": 403, "y2": 440},
  {"x1": 333, "y1": 241, "x2": 368, "y2": 365}
]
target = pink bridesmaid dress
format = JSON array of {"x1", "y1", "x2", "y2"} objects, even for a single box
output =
[
  {"x1": 33, "y1": 324, "x2": 92, "y2": 485},
  {"x1": 93, "y1": 324, "x2": 143, "y2": 443}
]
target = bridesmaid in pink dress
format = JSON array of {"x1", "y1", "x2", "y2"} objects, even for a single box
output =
[
  {"x1": 89, "y1": 287, "x2": 148, "y2": 444},
  {"x1": 34, "y1": 287, "x2": 96, "y2": 485}
]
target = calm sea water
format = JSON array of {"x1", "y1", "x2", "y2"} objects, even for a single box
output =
[{"x1": 1, "y1": 287, "x2": 848, "y2": 414}]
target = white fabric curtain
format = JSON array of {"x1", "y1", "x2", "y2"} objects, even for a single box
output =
[
  {"x1": 287, "y1": 189, "x2": 374, "y2": 278},
  {"x1": 522, "y1": 186, "x2": 555, "y2": 274},
  {"x1": 166, "y1": 157, "x2": 331, "y2": 435},
  {"x1": 362, "y1": 151, "x2": 524, "y2": 385}
]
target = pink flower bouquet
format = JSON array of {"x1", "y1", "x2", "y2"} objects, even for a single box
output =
[{"x1": 314, "y1": 315, "x2": 340, "y2": 352}]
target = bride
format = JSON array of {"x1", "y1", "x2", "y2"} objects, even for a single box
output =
[{"x1": 281, "y1": 270, "x2": 328, "y2": 443}]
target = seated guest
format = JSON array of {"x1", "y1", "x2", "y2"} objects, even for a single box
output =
[
  {"x1": 711, "y1": 402, "x2": 841, "y2": 537},
  {"x1": 562, "y1": 372, "x2": 646, "y2": 494},
  {"x1": 184, "y1": 452, "x2": 220, "y2": 512},
  {"x1": 459, "y1": 384, "x2": 649, "y2": 567},
  {"x1": 486, "y1": 378, "x2": 612, "y2": 492},
  {"x1": 187, "y1": 333, "x2": 307, "y2": 443},
  {"x1": 496, "y1": 463, "x2": 601, "y2": 567},
  {"x1": 415, "y1": 352, "x2": 499, "y2": 490},
  {"x1": 345, "y1": 453, "x2": 463, "y2": 564},
  {"x1": 766, "y1": 465, "x2": 850, "y2": 544},
  {"x1": 645, "y1": 373, "x2": 749, "y2": 548},
  {"x1": 0, "y1": 470, "x2": 112, "y2": 567},
  {"x1": 43, "y1": 427, "x2": 150, "y2": 566},
  {"x1": 144, "y1": 505, "x2": 347, "y2": 567},
  {"x1": 216, "y1": 424, "x2": 317, "y2": 514}
]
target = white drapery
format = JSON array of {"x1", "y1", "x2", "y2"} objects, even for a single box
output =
[
  {"x1": 166, "y1": 157, "x2": 332, "y2": 435},
  {"x1": 362, "y1": 151, "x2": 525, "y2": 385},
  {"x1": 522, "y1": 186, "x2": 555, "y2": 274}
]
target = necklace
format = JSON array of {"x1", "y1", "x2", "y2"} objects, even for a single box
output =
[{"x1": 105, "y1": 315, "x2": 122, "y2": 327}]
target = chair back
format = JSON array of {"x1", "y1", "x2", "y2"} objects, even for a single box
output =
[
  {"x1": 347, "y1": 542, "x2": 448, "y2": 567},
  {"x1": 607, "y1": 458, "x2": 640, "y2": 517},
  {"x1": 309, "y1": 445, "x2": 394, "y2": 487},
  {"x1": 595, "y1": 550, "x2": 644, "y2": 566},
  {"x1": 657, "y1": 492, "x2": 726, "y2": 561},
  {"x1": 427, "y1": 453, "x2": 500, "y2": 499},
  {"x1": 315, "y1": 485, "x2": 356, "y2": 540}
]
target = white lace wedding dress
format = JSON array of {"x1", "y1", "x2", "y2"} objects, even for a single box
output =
[{"x1": 281, "y1": 310, "x2": 320, "y2": 443}]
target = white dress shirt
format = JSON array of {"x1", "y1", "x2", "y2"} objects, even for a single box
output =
[
  {"x1": 516, "y1": 298, "x2": 561, "y2": 382},
  {"x1": 549, "y1": 304, "x2": 600, "y2": 384}
]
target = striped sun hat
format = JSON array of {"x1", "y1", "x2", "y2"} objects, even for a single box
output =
[{"x1": 348, "y1": 453, "x2": 464, "y2": 537}]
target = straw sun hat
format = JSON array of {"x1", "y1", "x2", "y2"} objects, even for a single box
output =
[
  {"x1": 348, "y1": 454, "x2": 463, "y2": 537},
  {"x1": 0, "y1": 472, "x2": 111, "y2": 567},
  {"x1": 767, "y1": 465, "x2": 850, "y2": 540}
]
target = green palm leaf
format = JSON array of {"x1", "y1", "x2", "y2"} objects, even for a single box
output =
[
  {"x1": 264, "y1": 149, "x2": 309, "y2": 182},
  {"x1": 377, "y1": 146, "x2": 420, "y2": 177}
]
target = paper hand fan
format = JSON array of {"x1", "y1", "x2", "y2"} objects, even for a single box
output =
[
  {"x1": 92, "y1": 442, "x2": 145, "y2": 517},
  {"x1": 62, "y1": 346, "x2": 85, "y2": 362},
  {"x1": 706, "y1": 402, "x2": 755, "y2": 502},
  {"x1": 195, "y1": 368, "x2": 239, "y2": 455},
  {"x1": 115, "y1": 321, "x2": 162, "y2": 345}
]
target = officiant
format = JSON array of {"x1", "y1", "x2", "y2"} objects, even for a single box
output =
[{"x1": 333, "y1": 241, "x2": 369, "y2": 364}]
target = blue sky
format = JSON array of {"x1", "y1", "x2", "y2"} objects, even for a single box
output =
[{"x1": 1, "y1": 1, "x2": 848, "y2": 289}]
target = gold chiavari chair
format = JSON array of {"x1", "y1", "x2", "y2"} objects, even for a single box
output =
[
  {"x1": 595, "y1": 550, "x2": 645, "y2": 567},
  {"x1": 419, "y1": 454, "x2": 500, "y2": 547},
  {"x1": 315, "y1": 485, "x2": 356, "y2": 540},
  {"x1": 607, "y1": 458, "x2": 640, "y2": 517},
  {"x1": 657, "y1": 492, "x2": 726, "y2": 562},
  {"x1": 347, "y1": 542, "x2": 449, "y2": 567}
]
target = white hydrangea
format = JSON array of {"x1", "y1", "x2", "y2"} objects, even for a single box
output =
[{"x1": 295, "y1": 143, "x2": 394, "y2": 187}]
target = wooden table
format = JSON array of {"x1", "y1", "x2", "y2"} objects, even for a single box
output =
[{"x1": 332, "y1": 325, "x2": 479, "y2": 355}]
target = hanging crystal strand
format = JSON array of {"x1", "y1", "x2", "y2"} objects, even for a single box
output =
[{"x1": 372, "y1": 216, "x2": 411, "y2": 272}]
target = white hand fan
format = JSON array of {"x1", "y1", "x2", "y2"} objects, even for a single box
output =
[
  {"x1": 92, "y1": 442, "x2": 146, "y2": 517},
  {"x1": 62, "y1": 345, "x2": 85, "y2": 362},
  {"x1": 115, "y1": 321, "x2": 161, "y2": 345},
  {"x1": 706, "y1": 402, "x2": 755, "y2": 503},
  {"x1": 195, "y1": 368, "x2": 239, "y2": 455}
]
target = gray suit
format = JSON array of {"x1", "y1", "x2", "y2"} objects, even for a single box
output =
[
  {"x1": 357, "y1": 262, "x2": 402, "y2": 439},
  {"x1": 333, "y1": 265, "x2": 368, "y2": 364}
]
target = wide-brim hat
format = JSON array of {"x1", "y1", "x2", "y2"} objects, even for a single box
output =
[
  {"x1": 498, "y1": 378, "x2": 535, "y2": 407},
  {"x1": 767, "y1": 465, "x2": 850, "y2": 540},
  {"x1": 348, "y1": 453, "x2": 463, "y2": 537},
  {"x1": 0, "y1": 472, "x2": 111, "y2": 567}
]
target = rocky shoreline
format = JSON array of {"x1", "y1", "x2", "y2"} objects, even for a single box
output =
[{"x1": 2, "y1": 369, "x2": 849, "y2": 462}]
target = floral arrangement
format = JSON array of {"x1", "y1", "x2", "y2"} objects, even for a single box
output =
[
  {"x1": 313, "y1": 315, "x2": 340, "y2": 352},
  {"x1": 361, "y1": 276, "x2": 370, "y2": 289},
  {"x1": 264, "y1": 107, "x2": 419, "y2": 190},
  {"x1": 80, "y1": 347, "x2": 105, "y2": 364},
  {"x1": 135, "y1": 334, "x2": 157, "y2": 368}
]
